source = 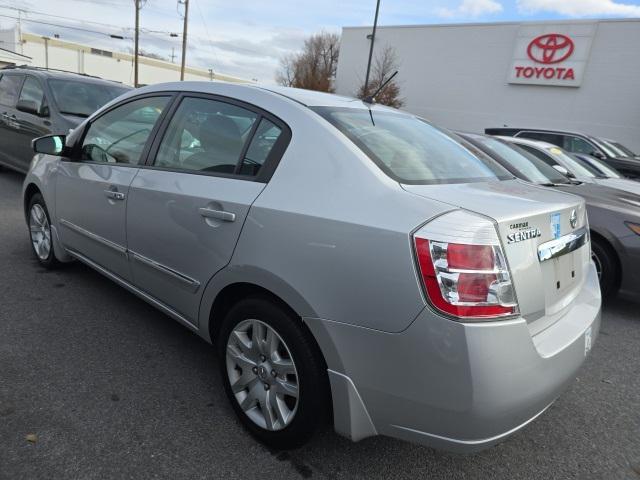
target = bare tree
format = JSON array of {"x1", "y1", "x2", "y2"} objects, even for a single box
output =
[
  {"x1": 356, "y1": 46, "x2": 403, "y2": 108},
  {"x1": 276, "y1": 32, "x2": 340, "y2": 92}
]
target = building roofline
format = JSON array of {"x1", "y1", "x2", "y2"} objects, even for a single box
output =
[
  {"x1": 342, "y1": 17, "x2": 640, "y2": 31},
  {"x1": 19, "y1": 32, "x2": 249, "y2": 83},
  {"x1": 0, "y1": 46, "x2": 32, "y2": 60}
]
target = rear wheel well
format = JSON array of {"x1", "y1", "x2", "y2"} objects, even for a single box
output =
[
  {"x1": 589, "y1": 230, "x2": 621, "y2": 291},
  {"x1": 209, "y1": 283, "x2": 316, "y2": 352},
  {"x1": 209, "y1": 282, "x2": 332, "y2": 418},
  {"x1": 24, "y1": 184, "x2": 42, "y2": 220}
]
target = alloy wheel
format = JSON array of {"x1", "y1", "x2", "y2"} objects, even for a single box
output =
[
  {"x1": 29, "y1": 204, "x2": 51, "y2": 261},
  {"x1": 226, "y1": 319, "x2": 299, "y2": 431}
]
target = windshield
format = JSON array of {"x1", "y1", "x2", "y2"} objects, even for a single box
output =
[
  {"x1": 600, "y1": 139, "x2": 636, "y2": 158},
  {"x1": 48, "y1": 79, "x2": 129, "y2": 117},
  {"x1": 475, "y1": 136, "x2": 569, "y2": 184},
  {"x1": 313, "y1": 107, "x2": 512, "y2": 184},
  {"x1": 571, "y1": 154, "x2": 622, "y2": 178},
  {"x1": 612, "y1": 141, "x2": 638, "y2": 157},
  {"x1": 544, "y1": 146, "x2": 600, "y2": 178}
]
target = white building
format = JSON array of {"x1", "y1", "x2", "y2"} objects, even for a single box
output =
[
  {"x1": 335, "y1": 19, "x2": 640, "y2": 150},
  {"x1": 0, "y1": 27, "x2": 249, "y2": 86}
]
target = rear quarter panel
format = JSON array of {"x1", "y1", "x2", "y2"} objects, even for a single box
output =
[{"x1": 214, "y1": 102, "x2": 450, "y2": 333}]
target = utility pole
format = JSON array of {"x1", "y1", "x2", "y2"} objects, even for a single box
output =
[
  {"x1": 179, "y1": 0, "x2": 189, "y2": 81},
  {"x1": 363, "y1": 0, "x2": 381, "y2": 95},
  {"x1": 42, "y1": 36, "x2": 49, "y2": 69},
  {"x1": 170, "y1": 47, "x2": 176, "y2": 63},
  {"x1": 17, "y1": 8, "x2": 23, "y2": 54},
  {"x1": 134, "y1": 0, "x2": 140, "y2": 87}
]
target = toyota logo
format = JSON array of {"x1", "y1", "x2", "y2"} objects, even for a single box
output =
[{"x1": 527, "y1": 34, "x2": 574, "y2": 64}]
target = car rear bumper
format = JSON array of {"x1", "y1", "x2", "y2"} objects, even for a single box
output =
[{"x1": 305, "y1": 262, "x2": 601, "y2": 452}]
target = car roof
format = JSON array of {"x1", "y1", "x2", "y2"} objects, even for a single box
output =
[
  {"x1": 132, "y1": 81, "x2": 399, "y2": 112},
  {"x1": 489, "y1": 127, "x2": 596, "y2": 138},
  {"x1": 497, "y1": 135, "x2": 559, "y2": 151},
  {"x1": 0, "y1": 65, "x2": 129, "y2": 88}
]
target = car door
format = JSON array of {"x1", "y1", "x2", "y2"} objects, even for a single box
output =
[
  {"x1": 13, "y1": 75, "x2": 52, "y2": 171},
  {"x1": 126, "y1": 94, "x2": 290, "y2": 325},
  {"x1": 56, "y1": 94, "x2": 172, "y2": 281},
  {"x1": 0, "y1": 73, "x2": 25, "y2": 170}
]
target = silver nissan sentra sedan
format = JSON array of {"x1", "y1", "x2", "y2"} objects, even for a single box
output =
[{"x1": 22, "y1": 82, "x2": 601, "y2": 451}]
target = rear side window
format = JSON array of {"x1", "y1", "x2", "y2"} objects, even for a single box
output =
[
  {"x1": 0, "y1": 74, "x2": 24, "y2": 106},
  {"x1": 154, "y1": 97, "x2": 259, "y2": 174},
  {"x1": 517, "y1": 131, "x2": 563, "y2": 147},
  {"x1": 239, "y1": 119, "x2": 282, "y2": 176},
  {"x1": 313, "y1": 107, "x2": 511, "y2": 184}
]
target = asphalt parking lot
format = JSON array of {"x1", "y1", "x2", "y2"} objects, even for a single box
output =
[{"x1": 1, "y1": 168, "x2": 639, "y2": 480}]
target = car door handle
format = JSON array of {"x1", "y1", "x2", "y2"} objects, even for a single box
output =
[
  {"x1": 198, "y1": 207, "x2": 235, "y2": 222},
  {"x1": 104, "y1": 190, "x2": 126, "y2": 201}
]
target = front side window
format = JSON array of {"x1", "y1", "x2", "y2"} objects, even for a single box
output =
[
  {"x1": 80, "y1": 96, "x2": 169, "y2": 165},
  {"x1": 19, "y1": 76, "x2": 46, "y2": 114},
  {"x1": 154, "y1": 97, "x2": 264, "y2": 175},
  {"x1": 313, "y1": 107, "x2": 511, "y2": 184},
  {"x1": 563, "y1": 136, "x2": 596, "y2": 155},
  {"x1": 49, "y1": 79, "x2": 129, "y2": 118},
  {"x1": 0, "y1": 74, "x2": 24, "y2": 107}
]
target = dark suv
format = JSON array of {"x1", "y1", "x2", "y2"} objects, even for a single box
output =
[
  {"x1": 0, "y1": 66, "x2": 130, "y2": 173},
  {"x1": 485, "y1": 127, "x2": 640, "y2": 180}
]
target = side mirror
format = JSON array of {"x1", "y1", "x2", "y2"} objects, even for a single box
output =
[
  {"x1": 32, "y1": 135, "x2": 66, "y2": 155},
  {"x1": 552, "y1": 164, "x2": 572, "y2": 177},
  {"x1": 16, "y1": 99, "x2": 41, "y2": 116},
  {"x1": 592, "y1": 151, "x2": 606, "y2": 160}
]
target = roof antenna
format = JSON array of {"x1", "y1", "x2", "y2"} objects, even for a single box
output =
[{"x1": 363, "y1": 70, "x2": 399, "y2": 105}]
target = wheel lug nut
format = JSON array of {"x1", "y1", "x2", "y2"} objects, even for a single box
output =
[
  {"x1": 271, "y1": 370, "x2": 277, "y2": 377},
  {"x1": 264, "y1": 383, "x2": 270, "y2": 390},
  {"x1": 252, "y1": 366, "x2": 258, "y2": 374},
  {"x1": 260, "y1": 355, "x2": 266, "y2": 362}
]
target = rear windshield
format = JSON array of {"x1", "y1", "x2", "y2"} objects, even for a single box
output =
[
  {"x1": 312, "y1": 107, "x2": 512, "y2": 185},
  {"x1": 48, "y1": 79, "x2": 129, "y2": 118}
]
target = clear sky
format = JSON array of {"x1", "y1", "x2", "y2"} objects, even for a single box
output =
[{"x1": 1, "y1": 0, "x2": 639, "y2": 82}]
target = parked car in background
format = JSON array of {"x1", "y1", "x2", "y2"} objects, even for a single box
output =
[
  {"x1": 0, "y1": 66, "x2": 130, "y2": 173},
  {"x1": 499, "y1": 136, "x2": 640, "y2": 197},
  {"x1": 571, "y1": 153, "x2": 640, "y2": 196},
  {"x1": 599, "y1": 138, "x2": 639, "y2": 160},
  {"x1": 22, "y1": 82, "x2": 600, "y2": 451},
  {"x1": 460, "y1": 132, "x2": 640, "y2": 299},
  {"x1": 484, "y1": 127, "x2": 640, "y2": 180}
]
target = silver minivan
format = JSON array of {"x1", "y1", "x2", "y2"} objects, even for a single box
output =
[{"x1": 23, "y1": 82, "x2": 600, "y2": 451}]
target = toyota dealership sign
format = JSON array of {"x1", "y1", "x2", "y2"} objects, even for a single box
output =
[{"x1": 508, "y1": 24, "x2": 595, "y2": 87}]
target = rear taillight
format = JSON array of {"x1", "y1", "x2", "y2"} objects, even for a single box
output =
[{"x1": 413, "y1": 211, "x2": 518, "y2": 320}]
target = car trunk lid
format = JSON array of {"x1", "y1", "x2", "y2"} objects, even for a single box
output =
[{"x1": 403, "y1": 179, "x2": 590, "y2": 334}]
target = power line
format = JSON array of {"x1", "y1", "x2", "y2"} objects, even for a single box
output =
[
  {"x1": 0, "y1": 4, "x2": 179, "y2": 37},
  {"x1": 0, "y1": 13, "x2": 133, "y2": 39}
]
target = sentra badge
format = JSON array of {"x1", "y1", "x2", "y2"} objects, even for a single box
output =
[{"x1": 507, "y1": 221, "x2": 541, "y2": 244}]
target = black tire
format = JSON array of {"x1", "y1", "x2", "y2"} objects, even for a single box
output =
[
  {"x1": 27, "y1": 193, "x2": 61, "y2": 269},
  {"x1": 591, "y1": 238, "x2": 618, "y2": 299},
  {"x1": 217, "y1": 296, "x2": 329, "y2": 450}
]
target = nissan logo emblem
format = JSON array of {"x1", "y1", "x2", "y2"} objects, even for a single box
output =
[{"x1": 527, "y1": 33, "x2": 575, "y2": 64}]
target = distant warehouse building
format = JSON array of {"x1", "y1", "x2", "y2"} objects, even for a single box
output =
[
  {"x1": 0, "y1": 27, "x2": 249, "y2": 86},
  {"x1": 335, "y1": 19, "x2": 640, "y2": 150}
]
